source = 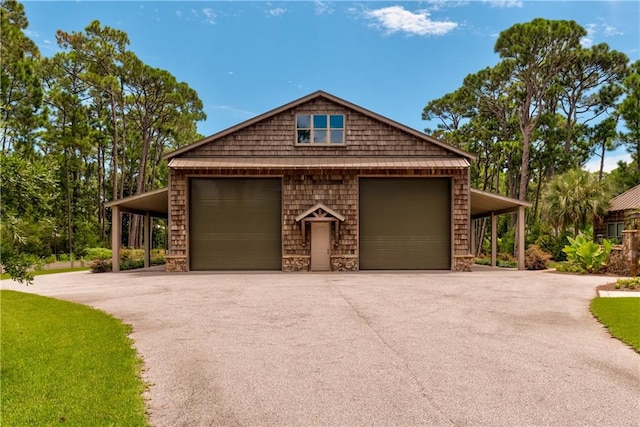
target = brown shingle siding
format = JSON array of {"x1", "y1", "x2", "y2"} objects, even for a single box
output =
[{"x1": 188, "y1": 98, "x2": 451, "y2": 158}]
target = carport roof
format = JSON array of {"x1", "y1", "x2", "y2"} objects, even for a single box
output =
[
  {"x1": 104, "y1": 186, "x2": 530, "y2": 221},
  {"x1": 470, "y1": 189, "x2": 531, "y2": 219},
  {"x1": 104, "y1": 187, "x2": 168, "y2": 218},
  {"x1": 168, "y1": 157, "x2": 470, "y2": 170}
]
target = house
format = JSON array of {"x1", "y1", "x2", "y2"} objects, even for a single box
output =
[
  {"x1": 596, "y1": 184, "x2": 640, "y2": 242},
  {"x1": 106, "y1": 91, "x2": 530, "y2": 272}
]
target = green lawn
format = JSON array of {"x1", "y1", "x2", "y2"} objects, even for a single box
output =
[
  {"x1": 0, "y1": 290, "x2": 148, "y2": 426},
  {"x1": 0, "y1": 267, "x2": 91, "y2": 281},
  {"x1": 590, "y1": 297, "x2": 640, "y2": 353}
]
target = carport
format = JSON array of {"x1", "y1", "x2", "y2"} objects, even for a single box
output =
[
  {"x1": 105, "y1": 187, "x2": 531, "y2": 272},
  {"x1": 470, "y1": 189, "x2": 532, "y2": 269},
  {"x1": 104, "y1": 188, "x2": 168, "y2": 272}
]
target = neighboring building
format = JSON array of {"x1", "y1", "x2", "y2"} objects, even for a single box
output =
[
  {"x1": 107, "y1": 91, "x2": 529, "y2": 272},
  {"x1": 596, "y1": 184, "x2": 640, "y2": 242}
]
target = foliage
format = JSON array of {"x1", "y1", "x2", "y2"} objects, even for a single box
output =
[
  {"x1": 552, "y1": 262, "x2": 585, "y2": 274},
  {"x1": 85, "y1": 247, "x2": 112, "y2": 260},
  {"x1": 543, "y1": 169, "x2": 610, "y2": 235},
  {"x1": 525, "y1": 245, "x2": 551, "y2": 270},
  {"x1": 474, "y1": 254, "x2": 518, "y2": 268},
  {"x1": 618, "y1": 60, "x2": 640, "y2": 176},
  {"x1": 498, "y1": 229, "x2": 515, "y2": 256},
  {"x1": 1, "y1": 267, "x2": 91, "y2": 281},
  {"x1": 0, "y1": 290, "x2": 148, "y2": 425},
  {"x1": 529, "y1": 223, "x2": 571, "y2": 261},
  {"x1": 614, "y1": 277, "x2": 640, "y2": 290},
  {"x1": 590, "y1": 298, "x2": 640, "y2": 352},
  {"x1": 1, "y1": 2, "x2": 198, "y2": 281},
  {"x1": 90, "y1": 248, "x2": 165, "y2": 273},
  {"x1": 91, "y1": 259, "x2": 112, "y2": 273},
  {"x1": 563, "y1": 234, "x2": 613, "y2": 273},
  {"x1": 0, "y1": 152, "x2": 58, "y2": 284}
]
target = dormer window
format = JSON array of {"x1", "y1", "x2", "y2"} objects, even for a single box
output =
[{"x1": 296, "y1": 114, "x2": 344, "y2": 144}]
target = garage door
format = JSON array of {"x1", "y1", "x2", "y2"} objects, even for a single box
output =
[
  {"x1": 359, "y1": 178, "x2": 451, "y2": 269},
  {"x1": 189, "y1": 178, "x2": 281, "y2": 270}
]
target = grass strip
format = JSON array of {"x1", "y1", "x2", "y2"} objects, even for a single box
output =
[
  {"x1": 0, "y1": 290, "x2": 148, "y2": 426},
  {"x1": 1, "y1": 267, "x2": 91, "y2": 280},
  {"x1": 590, "y1": 297, "x2": 640, "y2": 353}
]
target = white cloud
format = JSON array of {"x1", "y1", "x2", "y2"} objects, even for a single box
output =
[
  {"x1": 483, "y1": 0, "x2": 523, "y2": 8},
  {"x1": 211, "y1": 105, "x2": 255, "y2": 119},
  {"x1": 603, "y1": 25, "x2": 623, "y2": 37},
  {"x1": 202, "y1": 8, "x2": 216, "y2": 24},
  {"x1": 426, "y1": 0, "x2": 469, "y2": 12},
  {"x1": 363, "y1": 6, "x2": 458, "y2": 36},
  {"x1": 581, "y1": 23, "x2": 597, "y2": 47},
  {"x1": 584, "y1": 151, "x2": 632, "y2": 174},
  {"x1": 176, "y1": 10, "x2": 182, "y2": 18},
  {"x1": 268, "y1": 7, "x2": 287, "y2": 17},
  {"x1": 314, "y1": 1, "x2": 334, "y2": 15}
]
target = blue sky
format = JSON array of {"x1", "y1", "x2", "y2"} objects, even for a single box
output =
[{"x1": 23, "y1": 1, "x2": 640, "y2": 171}]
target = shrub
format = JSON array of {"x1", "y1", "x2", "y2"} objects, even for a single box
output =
[
  {"x1": 525, "y1": 245, "x2": 552, "y2": 270},
  {"x1": 85, "y1": 247, "x2": 112, "y2": 261},
  {"x1": 563, "y1": 234, "x2": 612, "y2": 274},
  {"x1": 121, "y1": 259, "x2": 144, "y2": 271},
  {"x1": 91, "y1": 259, "x2": 112, "y2": 273},
  {"x1": 615, "y1": 277, "x2": 640, "y2": 290},
  {"x1": 498, "y1": 229, "x2": 515, "y2": 256},
  {"x1": 474, "y1": 257, "x2": 491, "y2": 266}
]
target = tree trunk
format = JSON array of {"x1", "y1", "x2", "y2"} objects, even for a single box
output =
[{"x1": 110, "y1": 94, "x2": 119, "y2": 201}]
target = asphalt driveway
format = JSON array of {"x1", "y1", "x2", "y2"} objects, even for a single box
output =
[{"x1": 2, "y1": 269, "x2": 638, "y2": 426}]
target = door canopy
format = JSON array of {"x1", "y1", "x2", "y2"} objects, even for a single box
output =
[{"x1": 295, "y1": 203, "x2": 345, "y2": 245}]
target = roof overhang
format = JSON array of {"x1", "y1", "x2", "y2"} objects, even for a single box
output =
[
  {"x1": 168, "y1": 157, "x2": 470, "y2": 170},
  {"x1": 104, "y1": 187, "x2": 168, "y2": 218},
  {"x1": 470, "y1": 189, "x2": 532, "y2": 219}
]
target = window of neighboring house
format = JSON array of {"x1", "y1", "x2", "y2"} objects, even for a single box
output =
[
  {"x1": 606, "y1": 222, "x2": 624, "y2": 242},
  {"x1": 296, "y1": 114, "x2": 344, "y2": 145}
]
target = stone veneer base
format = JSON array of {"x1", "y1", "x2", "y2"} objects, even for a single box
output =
[
  {"x1": 166, "y1": 255, "x2": 187, "y2": 272},
  {"x1": 454, "y1": 254, "x2": 474, "y2": 272}
]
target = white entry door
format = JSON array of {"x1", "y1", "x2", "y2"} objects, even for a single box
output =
[{"x1": 311, "y1": 222, "x2": 331, "y2": 271}]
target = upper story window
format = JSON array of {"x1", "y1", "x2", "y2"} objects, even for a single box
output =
[{"x1": 296, "y1": 114, "x2": 344, "y2": 145}]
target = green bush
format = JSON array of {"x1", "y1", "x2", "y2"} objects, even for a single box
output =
[
  {"x1": 121, "y1": 259, "x2": 144, "y2": 271},
  {"x1": 498, "y1": 229, "x2": 516, "y2": 256},
  {"x1": 563, "y1": 234, "x2": 612, "y2": 274},
  {"x1": 56, "y1": 253, "x2": 77, "y2": 262},
  {"x1": 85, "y1": 247, "x2": 112, "y2": 261},
  {"x1": 615, "y1": 277, "x2": 640, "y2": 290}
]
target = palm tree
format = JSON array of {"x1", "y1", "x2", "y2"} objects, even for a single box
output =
[{"x1": 543, "y1": 169, "x2": 610, "y2": 235}]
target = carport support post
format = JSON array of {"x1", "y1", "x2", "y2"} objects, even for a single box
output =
[
  {"x1": 518, "y1": 206, "x2": 525, "y2": 270},
  {"x1": 471, "y1": 219, "x2": 476, "y2": 256},
  {"x1": 144, "y1": 212, "x2": 151, "y2": 269},
  {"x1": 111, "y1": 206, "x2": 121, "y2": 272},
  {"x1": 491, "y1": 212, "x2": 497, "y2": 267}
]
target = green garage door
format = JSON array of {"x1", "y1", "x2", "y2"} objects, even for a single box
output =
[
  {"x1": 189, "y1": 178, "x2": 281, "y2": 270},
  {"x1": 359, "y1": 178, "x2": 451, "y2": 270}
]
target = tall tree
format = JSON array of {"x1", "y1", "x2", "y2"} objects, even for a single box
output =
[
  {"x1": 619, "y1": 60, "x2": 640, "y2": 177},
  {"x1": 0, "y1": 0, "x2": 42, "y2": 153},
  {"x1": 56, "y1": 20, "x2": 130, "y2": 201},
  {"x1": 495, "y1": 18, "x2": 587, "y2": 201}
]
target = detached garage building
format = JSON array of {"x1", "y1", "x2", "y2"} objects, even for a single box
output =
[{"x1": 108, "y1": 91, "x2": 529, "y2": 272}]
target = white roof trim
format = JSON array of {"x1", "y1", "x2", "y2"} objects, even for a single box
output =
[{"x1": 295, "y1": 203, "x2": 346, "y2": 222}]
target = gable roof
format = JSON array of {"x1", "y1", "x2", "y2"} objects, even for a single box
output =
[
  {"x1": 164, "y1": 90, "x2": 475, "y2": 161},
  {"x1": 609, "y1": 184, "x2": 640, "y2": 212}
]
